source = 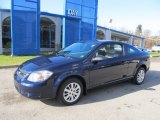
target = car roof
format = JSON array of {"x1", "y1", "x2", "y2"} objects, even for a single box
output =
[{"x1": 78, "y1": 40, "x2": 130, "y2": 46}]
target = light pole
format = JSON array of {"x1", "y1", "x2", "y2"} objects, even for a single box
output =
[{"x1": 108, "y1": 19, "x2": 113, "y2": 29}]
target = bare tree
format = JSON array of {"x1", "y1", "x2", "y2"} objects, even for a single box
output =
[{"x1": 136, "y1": 24, "x2": 142, "y2": 36}]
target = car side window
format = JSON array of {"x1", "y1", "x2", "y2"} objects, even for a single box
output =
[
  {"x1": 126, "y1": 46, "x2": 139, "y2": 55},
  {"x1": 95, "y1": 43, "x2": 123, "y2": 59}
]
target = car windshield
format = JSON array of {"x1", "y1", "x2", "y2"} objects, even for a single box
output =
[{"x1": 58, "y1": 42, "x2": 98, "y2": 59}]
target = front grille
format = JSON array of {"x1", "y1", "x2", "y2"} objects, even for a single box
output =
[{"x1": 17, "y1": 69, "x2": 28, "y2": 79}]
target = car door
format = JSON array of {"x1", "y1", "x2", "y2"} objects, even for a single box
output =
[
  {"x1": 88, "y1": 43, "x2": 128, "y2": 88},
  {"x1": 124, "y1": 45, "x2": 141, "y2": 77}
]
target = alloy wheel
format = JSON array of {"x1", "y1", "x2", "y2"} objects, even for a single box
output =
[
  {"x1": 63, "y1": 82, "x2": 81, "y2": 103},
  {"x1": 137, "y1": 69, "x2": 145, "y2": 83}
]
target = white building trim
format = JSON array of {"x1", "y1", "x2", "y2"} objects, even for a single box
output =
[
  {"x1": 105, "y1": 30, "x2": 112, "y2": 40},
  {"x1": 128, "y1": 36, "x2": 134, "y2": 45}
]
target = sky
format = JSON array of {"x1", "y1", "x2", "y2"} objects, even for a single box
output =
[
  {"x1": 98, "y1": 0, "x2": 160, "y2": 35},
  {"x1": 0, "y1": 0, "x2": 160, "y2": 35}
]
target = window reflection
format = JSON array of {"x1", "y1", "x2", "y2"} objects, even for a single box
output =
[
  {"x1": 40, "y1": 17, "x2": 56, "y2": 48},
  {"x1": 96, "y1": 30, "x2": 105, "y2": 40},
  {"x1": 2, "y1": 17, "x2": 11, "y2": 48},
  {"x1": 2, "y1": 17, "x2": 56, "y2": 50}
]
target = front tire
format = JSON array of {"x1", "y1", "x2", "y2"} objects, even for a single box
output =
[
  {"x1": 133, "y1": 67, "x2": 146, "y2": 85},
  {"x1": 57, "y1": 78, "x2": 83, "y2": 105}
]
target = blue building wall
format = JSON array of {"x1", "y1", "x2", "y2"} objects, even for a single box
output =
[
  {"x1": 64, "y1": 0, "x2": 98, "y2": 47},
  {"x1": 11, "y1": 0, "x2": 40, "y2": 55},
  {"x1": 11, "y1": 0, "x2": 98, "y2": 55}
]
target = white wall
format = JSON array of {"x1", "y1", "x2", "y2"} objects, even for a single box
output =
[
  {"x1": 97, "y1": 27, "x2": 111, "y2": 40},
  {"x1": 141, "y1": 39, "x2": 145, "y2": 48},
  {"x1": 1, "y1": 11, "x2": 10, "y2": 22},
  {"x1": 128, "y1": 36, "x2": 134, "y2": 45},
  {"x1": 105, "y1": 30, "x2": 112, "y2": 40},
  {"x1": 97, "y1": 27, "x2": 145, "y2": 46}
]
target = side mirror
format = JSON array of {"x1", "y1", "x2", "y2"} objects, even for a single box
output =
[{"x1": 92, "y1": 56, "x2": 105, "y2": 63}]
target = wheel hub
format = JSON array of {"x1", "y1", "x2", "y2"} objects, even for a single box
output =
[
  {"x1": 137, "y1": 70, "x2": 145, "y2": 83},
  {"x1": 63, "y1": 82, "x2": 81, "y2": 103}
]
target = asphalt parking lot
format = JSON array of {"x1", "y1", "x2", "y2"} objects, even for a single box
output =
[{"x1": 0, "y1": 58, "x2": 160, "y2": 120}]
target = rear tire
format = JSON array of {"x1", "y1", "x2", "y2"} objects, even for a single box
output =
[
  {"x1": 57, "y1": 78, "x2": 83, "y2": 105},
  {"x1": 133, "y1": 67, "x2": 146, "y2": 85}
]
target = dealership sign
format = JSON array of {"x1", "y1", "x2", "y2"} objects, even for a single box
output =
[{"x1": 67, "y1": 9, "x2": 78, "y2": 16}]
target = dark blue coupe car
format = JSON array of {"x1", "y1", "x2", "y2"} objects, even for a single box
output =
[{"x1": 14, "y1": 40, "x2": 150, "y2": 105}]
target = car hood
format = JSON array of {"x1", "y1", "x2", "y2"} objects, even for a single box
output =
[{"x1": 19, "y1": 55, "x2": 80, "y2": 72}]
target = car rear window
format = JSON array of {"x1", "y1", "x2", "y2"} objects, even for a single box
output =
[{"x1": 126, "y1": 45, "x2": 140, "y2": 55}]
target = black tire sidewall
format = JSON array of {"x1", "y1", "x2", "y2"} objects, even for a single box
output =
[{"x1": 58, "y1": 78, "x2": 83, "y2": 105}]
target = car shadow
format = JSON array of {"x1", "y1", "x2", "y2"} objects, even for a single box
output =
[{"x1": 41, "y1": 70, "x2": 160, "y2": 107}]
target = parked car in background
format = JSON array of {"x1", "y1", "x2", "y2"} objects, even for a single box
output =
[
  {"x1": 14, "y1": 40, "x2": 150, "y2": 105},
  {"x1": 146, "y1": 49, "x2": 152, "y2": 52},
  {"x1": 152, "y1": 45, "x2": 160, "y2": 52}
]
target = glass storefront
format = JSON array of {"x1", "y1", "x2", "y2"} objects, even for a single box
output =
[
  {"x1": 2, "y1": 17, "x2": 56, "y2": 50},
  {"x1": 2, "y1": 17, "x2": 11, "y2": 49},
  {"x1": 96, "y1": 30, "x2": 105, "y2": 40},
  {"x1": 40, "y1": 17, "x2": 55, "y2": 48}
]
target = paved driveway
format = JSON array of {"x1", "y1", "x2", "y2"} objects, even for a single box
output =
[{"x1": 0, "y1": 58, "x2": 160, "y2": 120}]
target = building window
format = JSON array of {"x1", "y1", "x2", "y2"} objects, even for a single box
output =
[
  {"x1": 2, "y1": 17, "x2": 56, "y2": 50},
  {"x1": 40, "y1": 17, "x2": 56, "y2": 48},
  {"x1": 2, "y1": 17, "x2": 11, "y2": 49},
  {"x1": 96, "y1": 30, "x2": 105, "y2": 40}
]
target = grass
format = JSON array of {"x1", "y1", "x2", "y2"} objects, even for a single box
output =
[
  {"x1": 150, "y1": 52, "x2": 160, "y2": 57},
  {"x1": 0, "y1": 55, "x2": 38, "y2": 66},
  {"x1": 0, "y1": 51, "x2": 58, "y2": 67},
  {"x1": 40, "y1": 51, "x2": 57, "y2": 55}
]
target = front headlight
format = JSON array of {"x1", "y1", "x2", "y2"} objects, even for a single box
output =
[{"x1": 27, "y1": 70, "x2": 53, "y2": 82}]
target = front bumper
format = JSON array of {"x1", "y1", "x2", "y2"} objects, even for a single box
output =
[
  {"x1": 14, "y1": 73, "x2": 57, "y2": 99},
  {"x1": 15, "y1": 80, "x2": 42, "y2": 99}
]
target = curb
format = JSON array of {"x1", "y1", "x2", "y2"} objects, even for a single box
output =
[
  {"x1": 0, "y1": 65, "x2": 19, "y2": 69},
  {"x1": 150, "y1": 56, "x2": 160, "y2": 58}
]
